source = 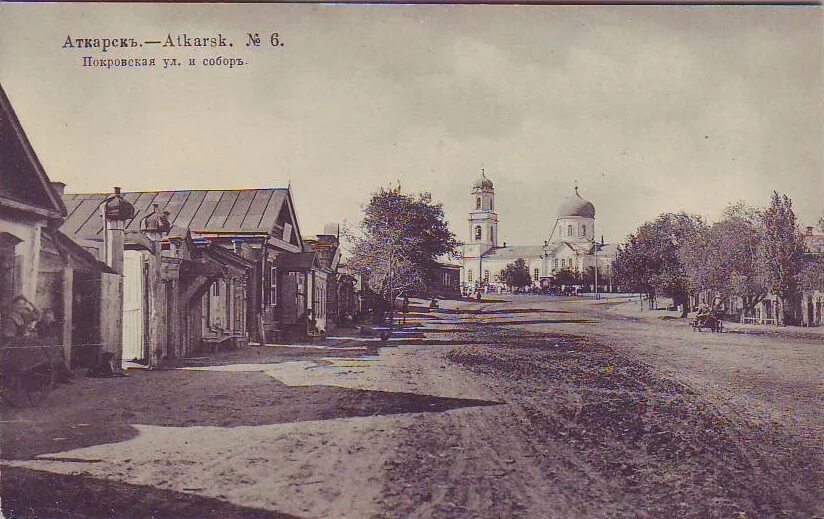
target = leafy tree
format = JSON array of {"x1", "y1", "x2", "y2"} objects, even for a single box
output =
[
  {"x1": 613, "y1": 213, "x2": 703, "y2": 316},
  {"x1": 757, "y1": 192, "x2": 804, "y2": 325},
  {"x1": 502, "y1": 258, "x2": 532, "y2": 291},
  {"x1": 345, "y1": 185, "x2": 457, "y2": 303},
  {"x1": 681, "y1": 203, "x2": 766, "y2": 318},
  {"x1": 551, "y1": 268, "x2": 579, "y2": 287}
]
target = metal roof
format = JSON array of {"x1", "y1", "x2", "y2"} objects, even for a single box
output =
[
  {"x1": 61, "y1": 189, "x2": 288, "y2": 240},
  {"x1": 481, "y1": 245, "x2": 544, "y2": 260}
]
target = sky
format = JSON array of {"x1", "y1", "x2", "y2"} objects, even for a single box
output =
[{"x1": 1, "y1": 4, "x2": 822, "y2": 246}]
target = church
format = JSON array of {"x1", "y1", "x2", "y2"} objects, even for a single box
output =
[{"x1": 459, "y1": 171, "x2": 617, "y2": 292}]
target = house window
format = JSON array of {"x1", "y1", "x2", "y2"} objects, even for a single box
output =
[
  {"x1": 467, "y1": 269, "x2": 473, "y2": 282},
  {"x1": 269, "y1": 266, "x2": 278, "y2": 305},
  {"x1": 476, "y1": 197, "x2": 481, "y2": 210},
  {"x1": 490, "y1": 199, "x2": 494, "y2": 211},
  {"x1": 554, "y1": 258, "x2": 559, "y2": 270},
  {"x1": 534, "y1": 268, "x2": 539, "y2": 281},
  {"x1": 582, "y1": 225, "x2": 586, "y2": 237},
  {"x1": 475, "y1": 226, "x2": 482, "y2": 241},
  {"x1": 484, "y1": 270, "x2": 490, "y2": 282},
  {"x1": 561, "y1": 259, "x2": 567, "y2": 268},
  {"x1": 567, "y1": 224, "x2": 573, "y2": 237},
  {"x1": 489, "y1": 227, "x2": 494, "y2": 243}
]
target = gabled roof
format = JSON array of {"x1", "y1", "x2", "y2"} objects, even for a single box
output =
[
  {"x1": 481, "y1": 245, "x2": 544, "y2": 261},
  {"x1": 42, "y1": 228, "x2": 115, "y2": 274},
  {"x1": 61, "y1": 189, "x2": 290, "y2": 240},
  {"x1": 0, "y1": 83, "x2": 66, "y2": 220},
  {"x1": 198, "y1": 242, "x2": 256, "y2": 271},
  {"x1": 278, "y1": 251, "x2": 319, "y2": 272}
]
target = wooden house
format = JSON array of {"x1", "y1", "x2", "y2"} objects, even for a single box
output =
[
  {"x1": 303, "y1": 224, "x2": 343, "y2": 333},
  {"x1": 1, "y1": 84, "x2": 115, "y2": 370},
  {"x1": 60, "y1": 187, "x2": 322, "y2": 353}
]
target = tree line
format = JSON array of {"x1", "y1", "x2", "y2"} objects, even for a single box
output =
[{"x1": 612, "y1": 192, "x2": 823, "y2": 324}]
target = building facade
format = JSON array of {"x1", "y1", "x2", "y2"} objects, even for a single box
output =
[
  {"x1": 1, "y1": 84, "x2": 115, "y2": 371},
  {"x1": 459, "y1": 171, "x2": 617, "y2": 292}
]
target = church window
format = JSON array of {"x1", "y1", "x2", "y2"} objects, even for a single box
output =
[
  {"x1": 489, "y1": 227, "x2": 494, "y2": 243},
  {"x1": 567, "y1": 224, "x2": 573, "y2": 237},
  {"x1": 582, "y1": 225, "x2": 586, "y2": 237},
  {"x1": 476, "y1": 197, "x2": 481, "y2": 210},
  {"x1": 554, "y1": 258, "x2": 559, "y2": 269},
  {"x1": 490, "y1": 199, "x2": 494, "y2": 211},
  {"x1": 475, "y1": 226, "x2": 482, "y2": 241}
]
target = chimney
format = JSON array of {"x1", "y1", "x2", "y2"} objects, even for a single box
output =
[
  {"x1": 807, "y1": 226, "x2": 814, "y2": 234},
  {"x1": 50, "y1": 182, "x2": 66, "y2": 197},
  {"x1": 503, "y1": 241, "x2": 507, "y2": 248},
  {"x1": 601, "y1": 234, "x2": 605, "y2": 245}
]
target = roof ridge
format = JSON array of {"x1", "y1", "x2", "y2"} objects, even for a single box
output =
[{"x1": 64, "y1": 187, "x2": 289, "y2": 196}]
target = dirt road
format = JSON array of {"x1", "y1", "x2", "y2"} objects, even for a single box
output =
[{"x1": 2, "y1": 296, "x2": 822, "y2": 518}]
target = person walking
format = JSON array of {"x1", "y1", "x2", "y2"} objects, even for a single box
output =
[{"x1": 401, "y1": 295, "x2": 410, "y2": 324}]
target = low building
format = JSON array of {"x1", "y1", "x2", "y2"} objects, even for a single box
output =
[
  {"x1": 801, "y1": 226, "x2": 824, "y2": 327},
  {"x1": 1, "y1": 84, "x2": 114, "y2": 371},
  {"x1": 433, "y1": 260, "x2": 461, "y2": 296},
  {"x1": 60, "y1": 186, "x2": 323, "y2": 355},
  {"x1": 304, "y1": 223, "x2": 343, "y2": 333}
]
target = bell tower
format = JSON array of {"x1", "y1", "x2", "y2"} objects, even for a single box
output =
[{"x1": 465, "y1": 169, "x2": 498, "y2": 258}]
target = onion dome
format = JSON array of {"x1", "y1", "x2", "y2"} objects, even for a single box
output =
[
  {"x1": 472, "y1": 170, "x2": 494, "y2": 191},
  {"x1": 557, "y1": 185, "x2": 595, "y2": 219},
  {"x1": 103, "y1": 187, "x2": 135, "y2": 221}
]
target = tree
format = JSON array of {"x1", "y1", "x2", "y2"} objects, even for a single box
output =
[
  {"x1": 502, "y1": 258, "x2": 532, "y2": 291},
  {"x1": 612, "y1": 213, "x2": 703, "y2": 316},
  {"x1": 817, "y1": 213, "x2": 824, "y2": 233},
  {"x1": 551, "y1": 268, "x2": 579, "y2": 288},
  {"x1": 345, "y1": 185, "x2": 457, "y2": 304},
  {"x1": 757, "y1": 192, "x2": 804, "y2": 325},
  {"x1": 680, "y1": 202, "x2": 767, "y2": 319}
]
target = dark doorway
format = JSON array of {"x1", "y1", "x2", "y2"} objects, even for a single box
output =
[{"x1": 71, "y1": 272, "x2": 100, "y2": 368}]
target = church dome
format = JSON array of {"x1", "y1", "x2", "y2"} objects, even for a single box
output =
[
  {"x1": 557, "y1": 186, "x2": 595, "y2": 219},
  {"x1": 472, "y1": 171, "x2": 493, "y2": 190}
]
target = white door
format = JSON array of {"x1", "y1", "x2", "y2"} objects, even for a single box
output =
[{"x1": 122, "y1": 250, "x2": 145, "y2": 361}]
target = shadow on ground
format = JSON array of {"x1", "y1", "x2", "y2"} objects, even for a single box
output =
[
  {"x1": 0, "y1": 370, "x2": 502, "y2": 461},
  {"x1": 1, "y1": 466, "x2": 302, "y2": 519},
  {"x1": 439, "y1": 307, "x2": 571, "y2": 315}
]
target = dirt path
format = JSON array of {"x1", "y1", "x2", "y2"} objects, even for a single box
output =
[
  {"x1": 3, "y1": 297, "x2": 822, "y2": 518},
  {"x1": 380, "y1": 298, "x2": 824, "y2": 518}
]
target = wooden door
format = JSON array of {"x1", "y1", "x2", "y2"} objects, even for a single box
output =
[{"x1": 122, "y1": 250, "x2": 145, "y2": 361}]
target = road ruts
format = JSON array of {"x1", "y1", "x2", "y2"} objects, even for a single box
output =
[{"x1": 377, "y1": 297, "x2": 824, "y2": 519}]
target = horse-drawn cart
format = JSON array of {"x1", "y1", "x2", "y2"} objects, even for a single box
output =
[{"x1": 691, "y1": 312, "x2": 724, "y2": 333}]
